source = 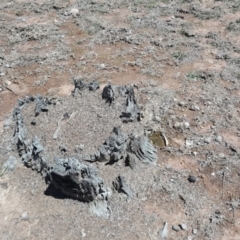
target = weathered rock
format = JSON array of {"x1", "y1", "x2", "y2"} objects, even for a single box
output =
[
  {"x1": 102, "y1": 84, "x2": 115, "y2": 105},
  {"x1": 125, "y1": 153, "x2": 137, "y2": 170},
  {"x1": 130, "y1": 135, "x2": 157, "y2": 164},
  {"x1": 72, "y1": 77, "x2": 87, "y2": 95},
  {"x1": 172, "y1": 225, "x2": 181, "y2": 231},
  {"x1": 89, "y1": 80, "x2": 99, "y2": 91},
  {"x1": 112, "y1": 175, "x2": 132, "y2": 197},
  {"x1": 47, "y1": 158, "x2": 108, "y2": 202},
  {"x1": 120, "y1": 86, "x2": 140, "y2": 122},
  {"x1": 93, "y1": 126, "x2": 128, "y2": 163},
  {"x1": 34, "y1": 95, "x2": 50, "y2": 116}
]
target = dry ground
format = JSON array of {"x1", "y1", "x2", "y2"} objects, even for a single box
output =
[{"x1": 0, "y1": 0, "x2": 240, "y2": 239}]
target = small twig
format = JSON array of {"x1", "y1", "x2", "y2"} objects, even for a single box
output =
[
  {"x1": 222, "y1": 171, "x2": 225, "y2": 199},
  {"x1": 5, "y1": 86, "x2": 17, "y2": 96},
  {"x1": 0, "y1": 166, "x2": 8, "y2": 177}
]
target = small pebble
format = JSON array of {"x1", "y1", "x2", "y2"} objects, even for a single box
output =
[
  {"x1": 188, "y1": 175, "x2": 196, "y2": 183},
  {"x1": 215, "y1": 135, "x2": 222, "y2": 143},
  {"x1": 189, "y1": 104, "x2": 200, "y2": 111},
  {"x1": 218, "y1": 153, "x2": 225, "y2": 158},
  {"x1": 21, "y1": 212, "x2": 28, "y2": 219},
  {"x1": 172, "y1": 225, "x2": 181, "y2": 232},
  {"x1": 174, "y1": 122, "x2": 181, "y2": 129},
  {"x1": 180, "y1": 223, "x2": 187, "y2": 230},
  {"x1": 192, "y1": 229, "x2": 198, "y2": 235},
  {"x1": 204, "y1": 137, "x2": 211, "y2": 144}
]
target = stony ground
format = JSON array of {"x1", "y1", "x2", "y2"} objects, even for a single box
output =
[{"x1": 0, "y1": 0, "x2": 240, "y2": 239}]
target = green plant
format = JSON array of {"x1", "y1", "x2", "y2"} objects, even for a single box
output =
[
  {"x1": 186, "y1": 72, "x2": 202, "y2": 81},
  {"x1": 172, "y1": 51, "x2": 186, "y2": 61}
]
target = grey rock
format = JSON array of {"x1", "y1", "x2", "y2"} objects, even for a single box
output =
[
  {"x1": 215, "y1": 135, "x2": 223, "y2": 143},
  {"x1": 184, "y1": 122, "x2": 190, "y2": 128},
  {"x1": 21, "y1": 212, "x2": 28, "y2": 219},
  {"x1": 48, "y1": 158, "x2": 109, "y2": 202},
  {"x1": 174, "y1": 122, "x2": 181, "y2": 129},
  {"x1": 93, "y1": 127, "x2": 128, "y2": 163},
  {"x1": 180, "y1": 223, "x2": 187, "y2": 230},
  {"x1": 192, "y1": 229, "x2": 198, "y2": 235},
  {"x1": 113, "y1": 175, "x2": 132, "y2": 197},
  {"x1": 102, "y1": 84, "x2": 115, "y2": 105},
  {"x1": 189, "y1": 104, "x2": 200, "y2": 111},
  {"x1": 130, "y1": 135, "x2": 157, "y2": 164},
  {"x1": 172, "y1": 225, "x2": 181, "y2": 231},
  {"x1": 34, "y1": 95, "x2": 50, "y2": 116},
  {"x1": 204, "y1": 137, "x2": 212, "y2": 144},
  {"x1": 72, "y1": 77, "x2": 87, "y2": 95},
  {"x1": 125, "y1": 153, "x2": 137, "y2": 170},
  {"x1": 161, "y1": 222, "x2": 168, "y2": 239},
  {"x1": 120, "y1": 86, "x2": 140, "y2": 122},
  {"x1": 88, "y1": 80, "x2": 99, "y2": 91}
]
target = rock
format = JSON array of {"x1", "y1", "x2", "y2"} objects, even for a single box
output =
[
  {"x1": 130, "y1": 135, "x2": 157, "y2": 164},
  {"x1": 218, "y1": 153, "x2": 225, "y2": 158},
  {"x1": 172, "y1": 225, "x2": 181, "y2": 231},
  {"x1": 70, "y1": 8, "x2": 79, "y2": 17},
  {"x1": 21, "y1": 212, "x2": 28, "y2": 219},
  {"x1": 125, "y1": 153, "x2": 137, "y2": 170},
  {"x1": 102, "y1": 84, "x2": 115, "y2": 105},
  {"x1": 76, "y1": 144, "x2": 84, "y2": 151},
  {"x1": 112, "y1": 175, "x2": 132, "y2": 197},
  {"x1": 184, "y1": 122, "x2": 190, "y2": 128},
  {"x1": 93, "y1": 126, "x2": 128, "y2": 163},
  {"x1": 188, "y1": 175, "x2": 196, "y2": 183},
  {"x1": 120, "y1": 86, "x2": 140, "y2": 122},
  {"x1": 89, "y1": 80, "x2": 99, "y2": 91},
  {"x1": 180, "y1": 223, "x2": 187, "y2": 230},
  {"x1": 47, "y1": 157, "x2": 109, "y2": 202},
  {"x1": 185, "y1": 139, "x2": 194, "y2": 148},
  {"x1": 189, "y1": 104, "x2": 200, "y2": 111},
  {"x1": 174, "y1": 122, "x2": 181, "y2": 129},
  {"x1": 161, "y1": 222, "x2": 168, "y2": 239},
  {"x1": 5, "y1": 80, "x2": 12, "y2": 86},
  {"x1": 178, "y1": 101, "x2": 187, "y2": 107},
  {"x1": 192, "y1": 229, "x2": 198, "y2": 235},
  {"x1": 204, "y1": 137, "x2": 212, "y2": 144},
  {"x1": 215, "y1": 135, "x2": 223, "y2": 143}
]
